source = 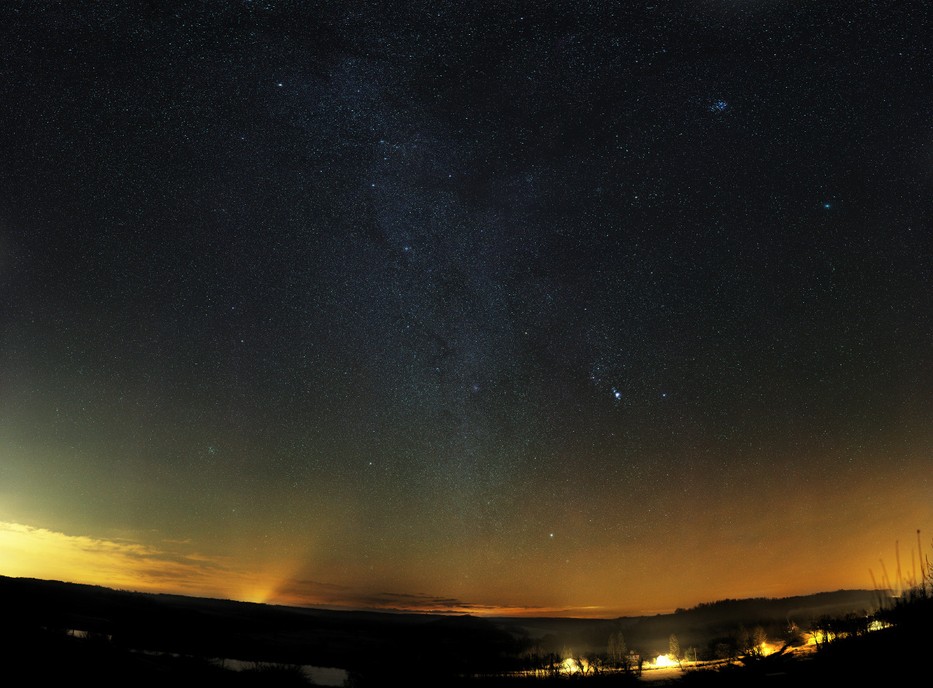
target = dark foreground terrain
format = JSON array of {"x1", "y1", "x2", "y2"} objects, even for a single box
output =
[{"x1": 0, "y1": 575, "x2": 928, "y2": 686}]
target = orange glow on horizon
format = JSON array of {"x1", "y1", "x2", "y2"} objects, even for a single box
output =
[
  {"x1": 2, "y1": 518, "x2": 930, "y2": 619},
  {"x1": 0, "y1": 520, "x2": 607, "y2": 617},
  {"x1": 0, "y1": 520, "x2": 249, "y2": 600}
]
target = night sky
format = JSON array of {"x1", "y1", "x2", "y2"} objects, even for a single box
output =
[{"x1": 1, "y1": 1, "x2": 931, "y2": 617}]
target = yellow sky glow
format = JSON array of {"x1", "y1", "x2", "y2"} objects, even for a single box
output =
[
  {"x1": 0, "y1": 521, "x2": 248, "y2": 599},
  {"x1": 0, "y1": 520, "x2": 593, "y2": 615}
]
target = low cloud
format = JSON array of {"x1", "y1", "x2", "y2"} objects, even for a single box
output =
[
  {"x1": 273, "y1": 579, "x2": 603, "y2": 617},
  {"x1": 0, "y1": 521, "x2": 245, "y2": 598}
]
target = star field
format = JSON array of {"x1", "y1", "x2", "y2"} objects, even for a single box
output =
[{"x1": 0, "y1": 1, "x2": 930, "y2": 615}]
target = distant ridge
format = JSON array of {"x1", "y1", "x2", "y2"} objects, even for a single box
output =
[
  {"x1": 0, "y1": 574, "x2": 884, "y2": 623},
  {"x1": 0, "y1": 574, "x2": 885, "y2": 657}
]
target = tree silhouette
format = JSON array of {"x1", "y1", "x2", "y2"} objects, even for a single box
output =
[
  {"x1": 668, "y1": 633, "x2": 682, "y2": 668},
  {"x1": 607, "y1": 631, "x2": 628, "y2": 669}
]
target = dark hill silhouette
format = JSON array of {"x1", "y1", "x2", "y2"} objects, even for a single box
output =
[
  {"x1": 0, "y1": 575, "x2": 904, "y2": 686},
  {"x1": 497, "y1": 589, "x2": 883, "y2": 657}
]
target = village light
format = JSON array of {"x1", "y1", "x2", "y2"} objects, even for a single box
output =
[{"x1": 560, "y1": 657, "x2": 589, "y2": 674}]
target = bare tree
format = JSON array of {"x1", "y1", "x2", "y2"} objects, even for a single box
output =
[
  {"x1": 607, "y1": 631, "x2": 628, "y2": 669},
  {"x1": 752, "y1": 625, "x2": 768, "y2": 655},
  {"x1": 669, "y1": 633, "x2": 682, "y2": 668}
]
